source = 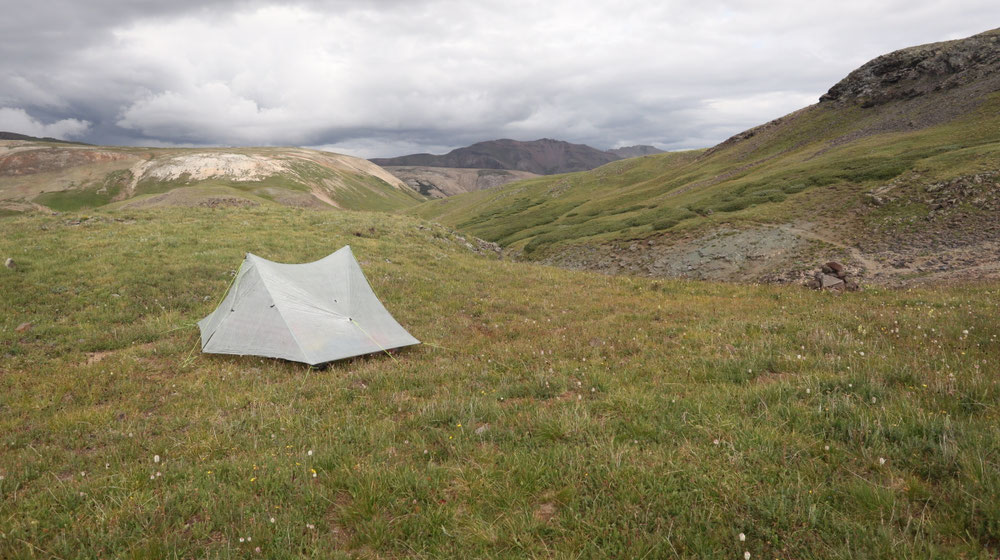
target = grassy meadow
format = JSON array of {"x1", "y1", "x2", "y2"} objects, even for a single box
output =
[{"x1": 1, "y1": 207, "x2": 999, "y2": 558}]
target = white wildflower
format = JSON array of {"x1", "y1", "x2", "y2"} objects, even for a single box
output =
[
  {"x1": 739, "y1": 532, "x2": 745, "y2": 542},
  {"x1": 153, "y1": 455, "x2": 160, "y2": 463}
]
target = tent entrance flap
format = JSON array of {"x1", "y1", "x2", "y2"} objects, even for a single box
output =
[{"x1": 197, "y1": 246, "x2": 419, "y2": 365}]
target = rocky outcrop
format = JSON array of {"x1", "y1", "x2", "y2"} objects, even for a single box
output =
[
  {"x1": 805, "y1": 262, "x2": 860, "y2": 292},
  {"x1": 820, "y1": 28, "x2": 1000, "y2": 107}
]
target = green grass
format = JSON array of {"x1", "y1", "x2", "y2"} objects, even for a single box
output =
[
  {"x1": 409, "y1": 93, "x2": 1000, "y2": 257},
  {"x1": 1, "y1": 206, "x2": 998, "y2": 558},
  {"x1": 33, "y1": 170, "x2": 130, "y2": 211}
]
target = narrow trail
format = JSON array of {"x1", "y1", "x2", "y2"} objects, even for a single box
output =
[{"x1": 772, "y1": 223, "x2": 885, "y2": 275}]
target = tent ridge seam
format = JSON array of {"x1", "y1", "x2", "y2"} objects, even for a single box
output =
[{"x1": 253, "y1": 263, "x2": 315, "y2": 365}]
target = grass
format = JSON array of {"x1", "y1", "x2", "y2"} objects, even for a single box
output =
[
  {"x1": 1, "y1": 206, "x2": 998, "y2": 558},
  {"x1": 33, "y1": 170, "x2": 131, "y2": 212},
  {"x1": 408, "y1": 93, "x2": 1000, "y2": 257}
]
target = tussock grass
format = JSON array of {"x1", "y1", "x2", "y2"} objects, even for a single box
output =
[{"x1": 1, "y1": 207, "x2": 998, "y2": 557}]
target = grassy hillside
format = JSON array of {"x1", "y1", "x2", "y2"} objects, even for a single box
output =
[
  {"x1": 411, "y1": 93, "x2": 1000, "y2": 257},
  {"x1": 2, "y1": 206, "x2": 999, "y2": 557},
  {"x1": 0, "y1": 143, "x2": 424, "y2": 214},
  {"x1": 409, "y1": 30, "x2": 1000, "y2": 285}
]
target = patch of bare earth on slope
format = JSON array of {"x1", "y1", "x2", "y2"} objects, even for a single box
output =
[
  {"x1": 543, "y1": 225, "x2": 818, "y2": 282},
  {"x1": 0, "y1": 146, "x2": 134, "y2": 176},
  {"x1": 857, "y1": 170, "x2": 1000, "y2": 285},
  {"x1": 542, "y1": 195, "x2": 1000, "y2": 288}
]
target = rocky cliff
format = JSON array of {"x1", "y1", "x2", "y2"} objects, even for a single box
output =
[{"x1": 820, "y1": 28, "x2": 1000, "y2": 107}]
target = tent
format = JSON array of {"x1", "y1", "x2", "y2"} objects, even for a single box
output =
[{"x1": 198, "y1": 246, "x2": 419, "y2": 365}]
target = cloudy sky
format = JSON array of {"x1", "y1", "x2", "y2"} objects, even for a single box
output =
[{"x1": 1, "y1": 1, "x2": 996, "y2": 158}]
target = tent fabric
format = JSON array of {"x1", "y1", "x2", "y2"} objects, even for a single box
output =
[{"x1": 198, "y1": 246, "x2": 419, "y2": 365}]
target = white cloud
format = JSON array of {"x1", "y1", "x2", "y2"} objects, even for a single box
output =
[
  {"x1": 0, "y1": 107, "x2": 91, "y2": 139},
  {"x1": 0, "y1": 1, "x2": 997, "y2": 155}
]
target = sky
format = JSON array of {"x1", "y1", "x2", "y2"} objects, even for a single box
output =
[{"x1": 0, "y1": 1, "x2": 997, "y2": 158}]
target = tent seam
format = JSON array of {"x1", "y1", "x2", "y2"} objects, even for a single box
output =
[
  {"x1": 253, "y1": 260, "x2": 316, "y2": 365},
  {"x1": 202, "y1": 258, "x2": 247, "y2": 350}
]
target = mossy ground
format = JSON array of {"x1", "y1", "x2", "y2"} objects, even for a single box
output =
[{"x1": 1, "y1": 207, "x2": 998, "y2": 558}]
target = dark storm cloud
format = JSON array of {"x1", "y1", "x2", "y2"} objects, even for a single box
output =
[{"x1": 1, "y1": 1, "x2": 997, "y2": 157}]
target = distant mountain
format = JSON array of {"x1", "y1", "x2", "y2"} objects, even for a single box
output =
[
  {"x1": 372, "y1": 138, "x2": 659, "y2": 175},
  {"x1": 0, "y1": 139, "x2": 423, "y2": 214},
  {"x1": 384, "y1": 166, "x2": 539, "y2": 198},
  {"x1": 0, "y1": 131, "x2": 87, "y2": 145},
  {"x1": 606, "y1": 145, "x2": 664, "y2": 158}
]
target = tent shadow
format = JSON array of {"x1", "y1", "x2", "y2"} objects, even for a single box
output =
[{"x1": 200, "y1": 345, "x2": 419, "y2": 371}]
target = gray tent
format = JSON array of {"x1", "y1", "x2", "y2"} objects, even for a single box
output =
[{"x1": 198, "y1": 246, "x2": 419, "y2": 365}]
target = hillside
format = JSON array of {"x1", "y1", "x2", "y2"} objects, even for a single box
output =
[
  {"x1": 0, "y1": 140, "x2": 424, "y2": 214},
  {"x1": 0, "y1": 131, "x2": 87, "y2": 145},
  {"x1": 410, "y1": 28, "x2": 1000, "y2": 286},
  {"x1": 372, "y1": 138, "x2": 658, "y2": 175},
  {"x1": 383, "y1": 166, "x2": 540, "y2": 198},
  {"x1": 2, "y1": 206, "x2": 998, "y2": 557},
  {"x1": 606, "y1": 145, "x2": 664, "y2": 158}
]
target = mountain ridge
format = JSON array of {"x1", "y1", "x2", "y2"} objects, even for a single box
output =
[{"x1": 371, "y1": 138, "x2": 663, "y2": 175}]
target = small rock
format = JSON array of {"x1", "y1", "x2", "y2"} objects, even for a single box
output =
[
  {"x1": 15, "y1": 322, "x2": 32, "y2": 333},
  {"x1": 474, "y1": 424, "x2": 489, "y2": 435},
  {"x1": 4, "y1": 258, "x2": 13, "y2": 269},
  {"x1": 820, "y1": 274, "x2": 845, "y2": 289}
]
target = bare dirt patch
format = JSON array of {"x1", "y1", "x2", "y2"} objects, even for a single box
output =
[
  {"x1": 534, "y1": 502, "x2": 558, "y2": 523},
  {"x1": 0, "y1": 147, "x2": 132, "y2": 176}
]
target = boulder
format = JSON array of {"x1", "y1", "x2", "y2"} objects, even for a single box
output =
[{"x1": 825, "y1": 261, "x2": 845, "y2": 275}]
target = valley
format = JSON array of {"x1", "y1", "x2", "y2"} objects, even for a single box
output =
[
  {"x1": 1, "y1": 24, "x2": 999, "y2": 560},
  {"x1": 411, "y1": 28, "x2": 1000, "y2": 286}
]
